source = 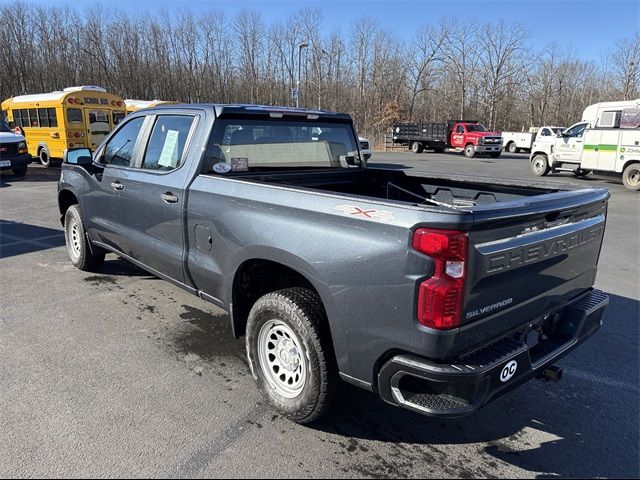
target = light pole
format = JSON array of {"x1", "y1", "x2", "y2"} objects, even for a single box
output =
[{"x1": 296, "y1": 42, "x2": 308, "y2": 108}]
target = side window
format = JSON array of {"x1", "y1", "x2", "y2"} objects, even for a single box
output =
[
  {"x1": 540, "y1": 128, "x2": 550, "y2": 136},
  {"x1": 140, "y1": 115, "x2": 194, "y2": 171},
  {"x1": 38, "y1": 108, "x2": 49, "y2": 128},
  {"x1": 566, "y1": 123, "x2": 587, "y2": 138},
  {"x1": 48, "y1": 108, "x2": 58, "y2": 128},
  {"x1": 102, "y1": 116, "x2": 145, "y2": 166},
  {"x1": 28, "y1": 108, "x2": 39, "y2": 127},
  {"x1": 598, "y1": 111, "x2": 621, "y2": 128},
  {"x1": 456, "y1": 125, "x2": 465, "y2": 134}
]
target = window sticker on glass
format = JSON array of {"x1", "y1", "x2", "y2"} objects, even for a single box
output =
[
  {"x1": 213, "y1": 162, "x2": 232, "y2": 174},
  {"x1": 230, "y1": 157, "x2": 249, "y2": 172},
  {"x1": 158, "y1": 129, "x2": 180, "y2": 168}
]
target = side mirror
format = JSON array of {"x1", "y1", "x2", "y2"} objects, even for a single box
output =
[{"x1": 64, "y1": 147, "x2": 93, "y2": 166}]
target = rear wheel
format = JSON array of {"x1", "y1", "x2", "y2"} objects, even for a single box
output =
[
  {"x1": 622, "y1": 163, "x2": 640, "y2": 191},
  {"x1": 246, "y1": 287, "x2": 338, "y2": 424},
  {"x1": 507, "y1": 142, "x2": 518, "y2": 154},
  {"x1": 531, "y1": 154, "x2": 550, "y2": 176},
  {"x1": 464, "y1": 144, "x2": 476, "y2": 158},
  {"x1": 64, "y1": 205, "x2": 105, "y2": 271},
  {"x1": 411, "y1": 142, "x2": 424, "y2": 154},
  {"x1": 12, "y1": 166, "x2": 28, "y2": 176},
  {"x1": 39, "y1": 148, "x2": 52, "y2": 168}
]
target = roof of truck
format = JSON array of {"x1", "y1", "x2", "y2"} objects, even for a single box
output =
[{"x1": 146, "y1": 103, "x2": 353, "y2": 121}]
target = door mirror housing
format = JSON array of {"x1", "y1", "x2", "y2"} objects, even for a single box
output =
[{"x1": 64, "y1": 148, "x2": 93, "y2": 166}]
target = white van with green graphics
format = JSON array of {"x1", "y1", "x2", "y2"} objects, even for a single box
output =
[{"x1": 530, "y1": 99, "x2": 640, "y2": 191}]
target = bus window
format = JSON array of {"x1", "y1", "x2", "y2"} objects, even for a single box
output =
[
  {"x1": 29, "y1": 108, "x2": 39, "y2": 127},
  {"x1": 48, "y1": 108, "x2": 58, "y2": 128},
  {"x1": 38, "y1": 108, "x2": 50, "y2": 127},
  {"x1": 67, "y1": 108, "x2": 83, "y2": 124}
]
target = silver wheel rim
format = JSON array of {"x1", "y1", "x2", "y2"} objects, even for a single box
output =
[
  {"x1": 66, "y1": 217, "x2": 81, "y2": 260},
  {"x1": 627, "y1": 168, "x2": 640, "y2": 187},
  {"x1": 257, "y1": 319, "x2": 306, "y2": 399},
  {"x1": 533, "y1": 157, "x2": 545, "y2": 174},
  {"x1": 466, "y1": 146, "x2": 474, "y2": 156}
]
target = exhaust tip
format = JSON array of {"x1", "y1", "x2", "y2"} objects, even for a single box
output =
[{"x1": 536, "y1": 365, "x2": 563, "y2": 382}]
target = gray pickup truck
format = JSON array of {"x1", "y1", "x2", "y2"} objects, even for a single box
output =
[{"x1": 58, "y1": 104, "x2": 610, "y2": 424}]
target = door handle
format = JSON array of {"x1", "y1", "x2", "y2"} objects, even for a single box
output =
[
  {"x1": 161, "y1": 192, "x2": 179, "y2": 203},
  {"x1": 111, "y1": 181, "x2": 124, "y2": 191}
]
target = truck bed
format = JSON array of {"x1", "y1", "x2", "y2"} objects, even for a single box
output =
[{"x1": 237, "y1": 167, "x2": 561, "y2": 209}]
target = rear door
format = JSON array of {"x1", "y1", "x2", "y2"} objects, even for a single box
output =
[
  {"x1": 87, "y1": 109, "x2": 112, "y2": 149},
  {"x1": 121, "y1": 112, "x2": 199, "y2": 283}
]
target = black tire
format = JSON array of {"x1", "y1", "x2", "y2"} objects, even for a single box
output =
[
  {"x1": 12, "y1": 166, "x2": 28, "y2": 176},
  {"x1": 573, "y1": 168, "x2": 591, "y2": 177},
  {"x1": 64, "y1": 205, "x2": 105, "y2": 271},
  {"x1": 507, "y1": 142, "x2": 517, "y2": 154},
  {"x1": 531, "y1": 153, "x2": 550, "y2": 176},
  {"x1": 39, "y1": 148, "x2": 52, "y2": 168},
  {"x1": 622, "y1": 163, "x2": 640, "y2": 191},
  {"x1": 411, "y1": 142, "x2": 424, "y2": 154},
  {"x1": 489, "y1": 151, "x2": 502, "y2": 158},
  {"x1": 464, "y1": 144, "x2": 476, "y2": 158},
  {"x1": 246, "y1": 287, "x2": 338, "y2": 424}
]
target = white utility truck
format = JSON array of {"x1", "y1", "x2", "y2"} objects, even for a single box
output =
[
  {"x1": 530, "y1": 99, "x2": 640, "y2": 191},
  {"x1": 502, "y1": 126, "x2": 564, "y2": 153}
]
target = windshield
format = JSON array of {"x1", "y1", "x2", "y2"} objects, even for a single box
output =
[
  {"x1": 207, "y1": 119, "x2": 361, "y2": 171},
  {"x1": 0, "y1": 118, "x2": 11, "y2": 132},
  {"x1": 466, "y1": 124, "x2": 487, "y2": 132}
]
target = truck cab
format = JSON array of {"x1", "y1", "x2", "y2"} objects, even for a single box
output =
[
  {"x1": 530, "y1": 99, "x2": 640, "y2": 190},
  {"x1": 448, "y1": 122, "x2": 503, "y2": 158}
]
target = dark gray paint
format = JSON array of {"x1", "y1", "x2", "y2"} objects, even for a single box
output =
[{"x1": 58, "y1": 104, "x2": 610, "y2": 389}]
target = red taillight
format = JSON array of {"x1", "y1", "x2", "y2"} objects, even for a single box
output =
[
  {"x1": 117, "y1": 101, "x2": 123, "y2": 107},
  {"x1": 413, "y1": 228, "x2": 468, "y2": 330}
]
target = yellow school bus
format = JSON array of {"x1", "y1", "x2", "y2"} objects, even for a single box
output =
[
  {"x1": 1, "y1": 86, "x2": 126, "y2": 167},
  {"x1": 125, "y1": 99, "x2": 178, "y2": 114}
]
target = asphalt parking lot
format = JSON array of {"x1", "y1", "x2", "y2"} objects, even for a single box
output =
[{"x1": 1, "y1": 151, "x2": 638, "y2": 478}]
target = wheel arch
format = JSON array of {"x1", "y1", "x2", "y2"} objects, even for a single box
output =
[
  {"x1": 58, "y1": 189, "x2": 79, "y2": 225},
  {"x1": 230, "y1": 257, "x2": 332, "y2": 342},
  {"x1": 621, "y1": 158, "x2": 640, "y2": 173}
]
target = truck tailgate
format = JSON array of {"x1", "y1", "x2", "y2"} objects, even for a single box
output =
[{"x1": 458, "y1": 187, "x2": 609, "y2": 350}]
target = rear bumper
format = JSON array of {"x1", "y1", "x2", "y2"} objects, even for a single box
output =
[
  {"x1": 378, "y1": 289, "x2": 608, "y2": 417},
  {"x1": 0, "y1": 153, "x2": 32, "y2": 170}
]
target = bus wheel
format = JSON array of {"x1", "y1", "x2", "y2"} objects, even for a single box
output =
[{"x1": 39, "y1": 149, "x2": 52, "y2": 168}]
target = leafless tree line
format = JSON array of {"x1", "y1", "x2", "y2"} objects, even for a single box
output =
[{"x1": 1, "y1": 3, "x2": 638, "y2": 144}]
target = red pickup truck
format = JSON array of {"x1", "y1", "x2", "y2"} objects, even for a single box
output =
[{"x1": 392, "y1": 120, "x2": 503, "y2": 158}]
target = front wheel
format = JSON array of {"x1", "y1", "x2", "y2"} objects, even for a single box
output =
[
  {"x1": 64, "y1": 205, "x2": 105, "y2": 271},
  {"x1": 464, "y1": 144, "x2": 476, "y2": 158},
  {"x1": 622, "y1": 162, "x2": 640, "y2": 191},
  {"x1": 531, "y1": 154, "x2": 550, "y2": 176},
  {"x1": 246, "y1": 287, "x2": 338, "y2": 424}
]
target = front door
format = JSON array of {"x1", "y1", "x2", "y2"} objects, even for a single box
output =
[
  {"x1": 451, "y1": 125, "x2": 465, "y2": 148},
  {"x1": 87, "y1": 109, "x2": 112, "y2": 150},
  {"x1": 122, "y1": 113, "x2": 198, "y2": 283},
  {"x1": 555, "y1": 122, "x2": 588, "y2": 164},
  {"x1": 83, "y1": 115, "x2": 147, "y2": 252}
]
